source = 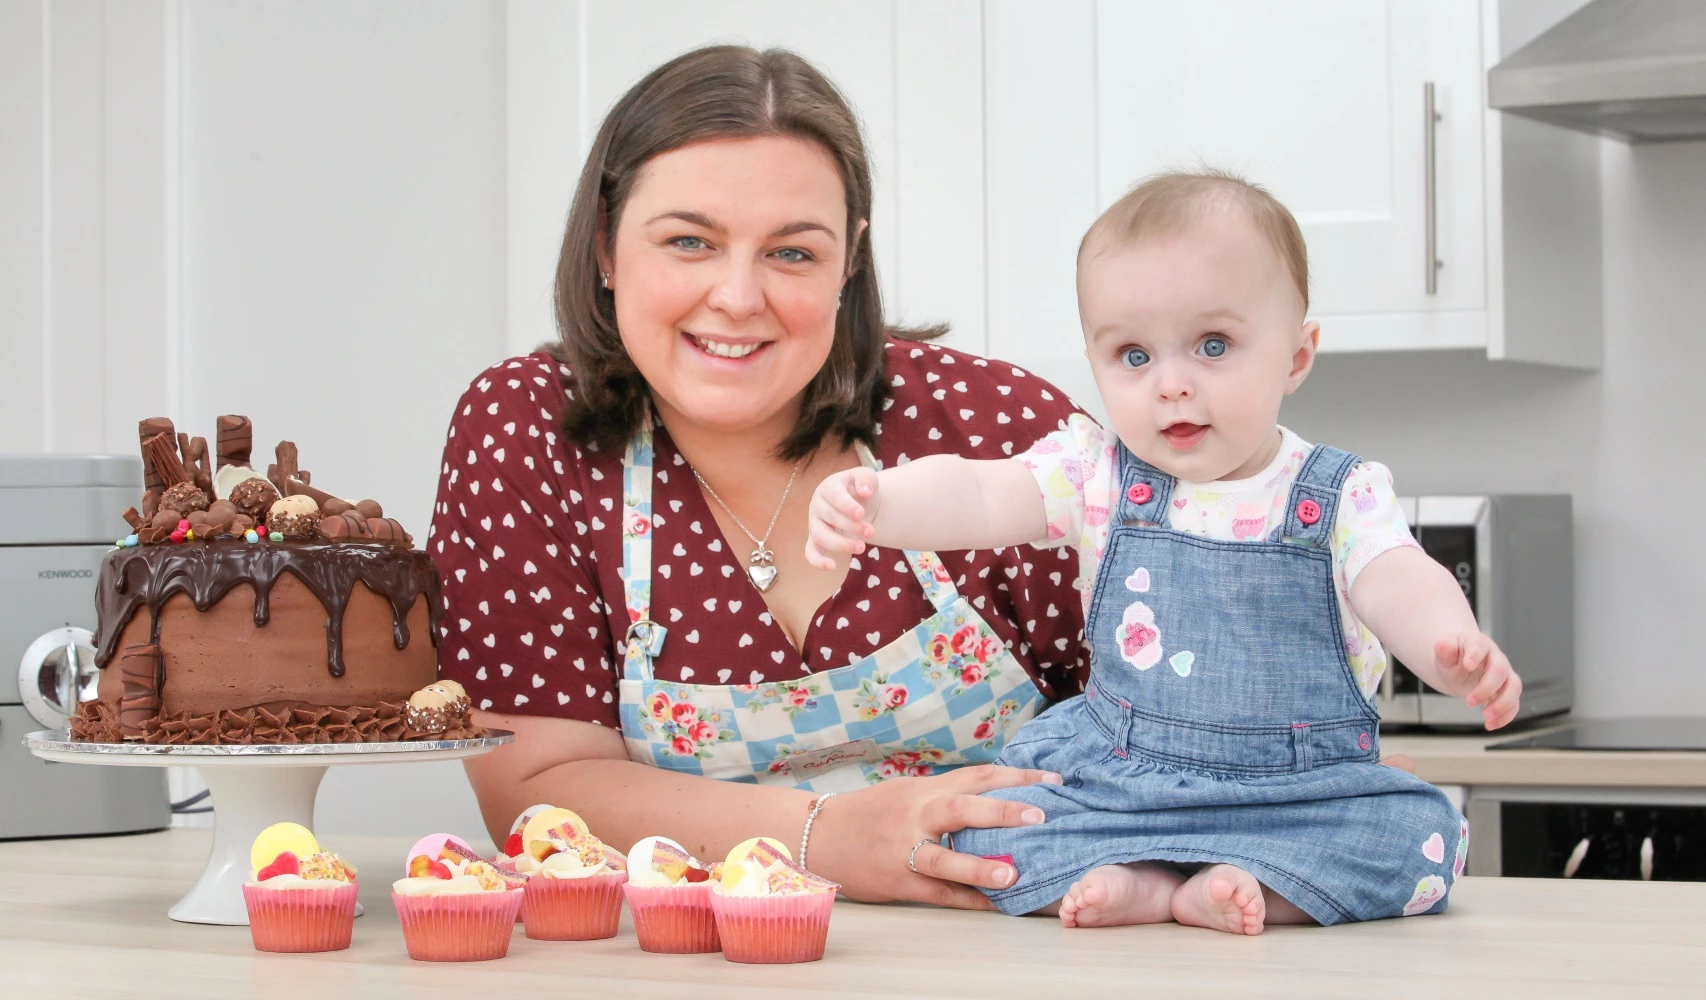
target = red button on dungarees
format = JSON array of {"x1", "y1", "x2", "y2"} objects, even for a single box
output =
[
  {"x1": 1127, "y1": 483, "x2": 1153, "y2": 505},
  {"x1": 1297, "y1": 499, "x2": 1321, "y2": 525}
]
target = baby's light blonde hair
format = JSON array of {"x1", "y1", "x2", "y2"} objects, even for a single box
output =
[{"x1": 1079, "y1": 168, "x2": 1310, "y2": 313}]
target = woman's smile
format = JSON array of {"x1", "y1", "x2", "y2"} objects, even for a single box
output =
[{"x1": 683, "y1": 332, "x2": 770, "y2": 362}]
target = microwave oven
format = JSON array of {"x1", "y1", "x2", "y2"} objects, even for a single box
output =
[{"x1": 1376, "y1": 495, "x2": 1573, "y2": 729}]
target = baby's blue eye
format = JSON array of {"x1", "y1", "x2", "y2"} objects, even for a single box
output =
[
  {"x1": 1120, "y1": 347, "x2": 1150, "y2": 369},
  {"x1": 1199, "y1": 336, "x2": 1228, "y2": 358}
]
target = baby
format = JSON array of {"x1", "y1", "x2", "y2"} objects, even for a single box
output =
[{"x1": 805, "y1": 170, "x2": 1521, "y2": 933}]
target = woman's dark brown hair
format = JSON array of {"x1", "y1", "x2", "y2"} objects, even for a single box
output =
[{"x1": 550, "y1": 45, "x2": 936, "y2": 462}]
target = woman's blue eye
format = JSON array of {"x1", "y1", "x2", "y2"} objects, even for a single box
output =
[
  {"x1": 1200, "y1": 336, "x2": 1228, "y2": 358},
  {"x1": 1120, "y1": 347, "x2": 1150, "y2": 369},
  {"x1": 671, "y1": 236, "x2": 708, "y2": 251},
  {"x1": 774, "y1": 247, "x2": 813, "y2": 264}
]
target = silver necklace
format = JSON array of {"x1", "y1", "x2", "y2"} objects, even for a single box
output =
[{"x1": 689, "y1": 460, "x2": 806, "y2": 592}]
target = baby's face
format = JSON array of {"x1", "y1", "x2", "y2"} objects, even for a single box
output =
[{"x1": 1077, "y1": 210, "x2": 1315, "y2": 483}]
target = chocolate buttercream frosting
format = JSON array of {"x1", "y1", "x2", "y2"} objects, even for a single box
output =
[
  {"x1": 94, "y1": 540, "x2": 442, "y2": 679},
  {"x1": 71, "y1": 698, "x2": 481, "y2": 745}
]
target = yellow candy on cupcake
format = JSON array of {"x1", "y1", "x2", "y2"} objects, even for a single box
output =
[
  {"x1": 623, "y1": 835, "x2": 720, "y2": 953},
  {"x1": 243, "y1": 822, "x2": 359, "y2": 953},
  {"x1": 710, "y1": 836, "x2": 839, "y2": 963},
  {"x1": 391, "y1": 832, "x2": 525, "y2": 962},
  {"x1": 518, "y1": 807, "x2": 628, "y2": 941}
]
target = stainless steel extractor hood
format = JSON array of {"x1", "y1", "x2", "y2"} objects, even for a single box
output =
[{"x1": 1488, "y1": 0, "x2": 1706, "y2": 143}]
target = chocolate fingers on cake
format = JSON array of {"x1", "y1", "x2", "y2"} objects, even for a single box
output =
[{"x1": 69, "y1": 416, "x2": 479, "y2": 745}]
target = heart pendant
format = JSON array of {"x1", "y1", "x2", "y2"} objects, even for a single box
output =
[{"x1": 748, "y1": 564, "x2": 779, "y2": 591}]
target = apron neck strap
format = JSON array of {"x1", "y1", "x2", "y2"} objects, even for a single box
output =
[{"x1": 620, "y1": 421, "x2": 663, "y2": 680}]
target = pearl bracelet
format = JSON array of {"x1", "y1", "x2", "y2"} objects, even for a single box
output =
[{"x1": 798, "y1": 791, "x2": 839, "y2": 871}]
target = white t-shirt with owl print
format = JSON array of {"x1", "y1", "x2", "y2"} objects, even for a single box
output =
[{"x1": 1019, "y1": 416, "x2": 1420, "y2": 698}]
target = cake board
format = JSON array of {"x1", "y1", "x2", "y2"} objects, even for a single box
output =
[{"x1": 23, "y1": 729, "x2": 512, "y2": 925}]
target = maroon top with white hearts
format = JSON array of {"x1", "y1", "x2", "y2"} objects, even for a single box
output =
[{"x1": 430, "y1": 340, "x2": 1091, "y2": 727}]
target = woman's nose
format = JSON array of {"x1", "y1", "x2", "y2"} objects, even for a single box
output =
[{"x1": 705, "y1": 259, "x2": 766, "y2": 320}]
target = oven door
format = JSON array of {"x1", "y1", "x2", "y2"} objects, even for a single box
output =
[{"x1": 1467, "y1": 787, "x2": 1706, "y2": 881}]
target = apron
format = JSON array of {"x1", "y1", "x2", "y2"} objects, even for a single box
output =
[
  {"x1": 954, "y1": 441, "x2": 1468, "y2": 924},
  {"x1": 614, "y1": 422, "x2": 1046, "y2": 792}
]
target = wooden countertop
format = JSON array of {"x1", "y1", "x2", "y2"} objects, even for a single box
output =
[
  {"x1": 1382, "y1": 723, "x2": 1706, "y2": 789},
  {"x1": 3, "y1": 830, "x2": 1703, "y2": 998}
]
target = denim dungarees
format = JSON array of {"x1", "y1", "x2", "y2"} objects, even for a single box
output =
[{"x1": 956, "y1": 441, "x2": 1467, "y2": 923}]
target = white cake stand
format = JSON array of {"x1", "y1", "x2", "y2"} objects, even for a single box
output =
[{"x1": 23, "y1": 729, "x2": 512, "y2": 926}]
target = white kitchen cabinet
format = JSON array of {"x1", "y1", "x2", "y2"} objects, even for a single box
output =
[{"x1": 986, "y1": 0, "x2": 1601, "y2": 395}]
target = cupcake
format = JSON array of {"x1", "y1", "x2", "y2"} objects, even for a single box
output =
[
  {"x1": 391, "y1": 832, "x2": 526, "y2": 962},
  {"x1": 710, "y1": 837, "x2": 838, "y2": 964},
  {"x1": 518, "y1": 807, "x2": 628, "y2": 941},
  {"x1": 242, "y1": 821, "x2": 359, "y2": 953},
  {"x1": 624, "y1": 836, "x2": 720, "y2": 953}
]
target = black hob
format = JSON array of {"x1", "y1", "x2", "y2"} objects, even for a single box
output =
[{"x1": 1489, "y1": 717, "x2": 1706, "y2": 752}]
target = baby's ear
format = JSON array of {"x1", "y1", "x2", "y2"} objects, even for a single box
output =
[{"x1": 1285, "y1": 321, "x2": 1320, "y2": 393}]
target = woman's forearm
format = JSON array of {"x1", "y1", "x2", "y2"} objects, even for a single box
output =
[
  {"x1": 464, "y1": 710, "x2": 811, "y2": 863},
  {"x1": 514, "y1": 757, "x2": 813, "y2": 864}
]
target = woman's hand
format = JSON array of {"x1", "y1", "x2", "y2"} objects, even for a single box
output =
[
  {"x1": 804, "y1": 466, "x2": 880, "y2": 570},
  {"x1": 806, "y1": 764, "x2": 1061, "y2": 909}
]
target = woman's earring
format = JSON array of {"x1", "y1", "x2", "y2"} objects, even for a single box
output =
[{"x1": 600, "y1": 271, "x2": 611, "y2": 289}]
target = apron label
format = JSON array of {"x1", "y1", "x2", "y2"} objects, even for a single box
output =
[{"x1": 784, "y1": 738, "x2": 884, "y2": 780}]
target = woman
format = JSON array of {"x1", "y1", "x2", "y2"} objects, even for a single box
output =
[{"x1": 432, "y1": 45, "x2": 1086, "y2": 909}]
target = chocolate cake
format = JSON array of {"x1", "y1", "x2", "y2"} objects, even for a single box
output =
[{"x1": 69, "y1": 416, "x2": 479, "y2": 745}]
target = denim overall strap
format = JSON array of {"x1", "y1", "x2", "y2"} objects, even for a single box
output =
[
  {"x1": 1276, "y1": 444, "x2": 1360, "y2": 548},
  {"x1": 1112, "y1": 441, "x2": 1175, "y2": 526}
]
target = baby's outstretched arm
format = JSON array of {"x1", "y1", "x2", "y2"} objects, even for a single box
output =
[
  {"x1": 804, "y1": 456, "x2": 1046, "y2": 570},
  {"x1": 1349, "y1": 547, "x2": 1524, "y2": 729}
]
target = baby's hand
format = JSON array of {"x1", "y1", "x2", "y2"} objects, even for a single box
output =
[
  {"x1": 805, "y1": 467, "x2": 880, "y2": 571},
  {"x1": 1431, "y1": 632, "x2": 1523, "y2": 730}
]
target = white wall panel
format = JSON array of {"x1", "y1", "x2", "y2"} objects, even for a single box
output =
[
  {"x1": 982, "y1": 0, "x2": 1102, "y2": 414},
  {"x1": 178, "y1": 0, "x2": 507, "y2": 532},
  {"x1": 0, "y1": 0, "x2": 48, "y2": 453}
]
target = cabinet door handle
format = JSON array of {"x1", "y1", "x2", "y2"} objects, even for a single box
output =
[
  {"x1": 1424, "y1": 81, "x2": 1444, "y2": 295},
  {"x1": 1640, "y1": 836, "x2": 1654, "y2": 881}
]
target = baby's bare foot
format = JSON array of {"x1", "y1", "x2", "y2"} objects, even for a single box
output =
[
  {"x1": 1170, "y1": 864, "x2": 1266, "y2": 935},
  {"x1": 1057, "y1": 862, "x2": 1183, "y2": 928}
]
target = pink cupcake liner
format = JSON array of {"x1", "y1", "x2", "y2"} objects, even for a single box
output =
[
  {"x1": 243, "y1": 882, "x2": 359, "y2": 953},
  {"x1": 711, "y1": 891, "x2": 836, "y2": 964},
  {"x1": 624, "y1": 882, "x2": 720, "y2": 953},
  {"x1": 523, "y1": 870, "x2": 628, "y2": 941},
  {"x1": 391, "y1": 890, "x2": 523, "y2": 962}
]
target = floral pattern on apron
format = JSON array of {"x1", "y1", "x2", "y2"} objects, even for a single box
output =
[{"x1": 615, "y1": 422, "x2": 1045, "y2": 793}]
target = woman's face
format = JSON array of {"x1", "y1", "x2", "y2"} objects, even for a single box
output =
[{"x1": 602, "y1": 135, "x2": 860, "y2": 440}]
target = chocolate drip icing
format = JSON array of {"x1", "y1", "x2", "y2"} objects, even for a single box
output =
[{"x1": 94, "y1": 540, "x2": 442, "y2": 678}]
